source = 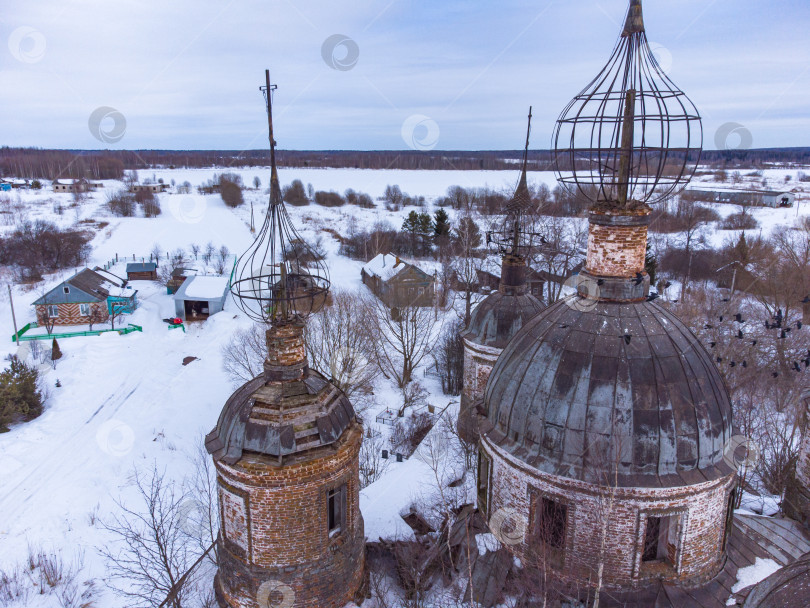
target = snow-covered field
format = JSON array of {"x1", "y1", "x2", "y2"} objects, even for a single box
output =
[{"x1": 0, "y1": 166, "x2": 808, "y2": 606}]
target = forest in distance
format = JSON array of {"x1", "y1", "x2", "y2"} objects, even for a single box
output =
[{"x1": 2, "y1": 146, "x2": 810, "y2": 180}]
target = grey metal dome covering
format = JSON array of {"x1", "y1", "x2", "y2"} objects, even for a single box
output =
[
  {"x1": 463, "y1": 289, "x2": 544, "y2": 350},
  {"x1": 206, "y1": 369, "x2": 355, "y2": 464},
  {"x1": 482, "y1": 297, "x2": 734, "y2": 487}
]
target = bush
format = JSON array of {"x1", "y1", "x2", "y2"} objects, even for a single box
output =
[
  {"x1": 314, "y1": 190, "x2": 346, "y2": 207},
  {"x1": 0, "y1": 356, "x2": 44, "y2": 432},
  {"x1": 721, "y1": 212, "x2": 759, "y2": 230},
  {"x1": 0, "y1": 220, "x2": 92, "y2": 281},
  {"x1": 220, "y1": 177, "x2": 243, "y2": 207},
  {"x1": 106, "y1": 189, "x2": 136, "y2": 217},
  {"x1": 31, "y1": 180, "x2": 42, "y2": 190},
  {"x1": 283, "y1": 179, "x2": 309, "y2": 206},
  {"x1": 344, "y1": 189, "x2": 375, "y2": 208}
]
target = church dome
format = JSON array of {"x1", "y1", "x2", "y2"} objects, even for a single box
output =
[
  {"x1": 463, "y1": 284, "x2": 544, "y2": 350},
  {"x1": 482, "y1": 296, "x2": 734, "y2": 487}
]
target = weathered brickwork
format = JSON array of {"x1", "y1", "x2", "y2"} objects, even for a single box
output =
[
  {"x1": 35, "y1": 302, "x2": 108, "y2": 326},
  {"x1": 461, "y1": 338, "x2": 501, "y2": 413},
  {"x1": 214, "y1": 423, "x2": 365, "y2": 608},
  {"x1": 481, "y1": 435, "x2": 736, "y2": 591},
  {"x1": 585, "y1": 208, "x2": 651, "y2": 278},
  {"x1": 265, "y1": 324, "x2": 307, "y2": 367}
]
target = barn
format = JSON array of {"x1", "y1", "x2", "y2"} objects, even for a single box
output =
[
  {"x1": 126, "y1": 262, "x2": 158, "y2": 281},
  {"x1": 173, "y1": 275, "x2": 230, "y2": 321}
]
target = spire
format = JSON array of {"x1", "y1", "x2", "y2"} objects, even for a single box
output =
[
  {"x1": 622, "y1": 0, "x2": 645, "y2": 37},
  {"x1": 262, "y1": 69, "x2": 283, "y2": 206},
  {"x1": 511, "y1": 107, "x2": 532, "y2": 209}
]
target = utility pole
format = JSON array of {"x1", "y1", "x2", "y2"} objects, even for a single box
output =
[{"x1": 8, "y1": 285, "x2": 19, "y2": 342}]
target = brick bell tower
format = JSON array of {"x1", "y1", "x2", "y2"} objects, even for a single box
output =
[
  {"x1": 786, "y1": 390, "x2": 810, "y2": 526},
  {"x1": 205, "y1": 70, "x2": 365, "y2": 608}
]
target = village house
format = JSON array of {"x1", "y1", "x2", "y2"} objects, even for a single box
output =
[
  {"x1": 52, "y1": 179, "x2": 103, "y2": 193},
  {"x1": 128, "y1": 182, "x2": 169, "y2": 194},
  {"x1": 32, "y1": 268, "x2": 137, "y2": 327},
  {"x1": 361, "y1": 252, "x2": 435, "y2": 308},
  {"x1": 126, "y1": 262, "x2": 158, "y2": 281},
  {"x1": 172, "y1": 275, "x2": 230, "y2": 321},
  {"x1": 688, "y1": 186, "x2": 796, "y2": 208},
  {"x1": 0, "y1": 178, "x2": 28, "y2": 189}
]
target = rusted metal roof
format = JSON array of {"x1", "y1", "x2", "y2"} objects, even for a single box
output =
[
  {"x1": 483, "y1": 297, "x2": 734, "y2": 486},
  {"x1": 205, "y1": 369, "x2": 355, "y2": 464},
  {"x1": 463, "y1": 290, "x2": 544, "y2": 350}
]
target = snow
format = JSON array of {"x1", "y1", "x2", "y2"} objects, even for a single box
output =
[
  {"x1": 1, "y1": 165, "x2": 809, "y2": 606},
  {"x1": 476, "y1": 533, "x2": 501, "y2": 556},
  {"x1": 361, "y1": 253, "x2": 407, "y2": 281},
  {"x1": 731, "y1": 557, "x2": 781, "y2": 594},
  {"x1": 181, "y1": 276, "x2": 230, "y2": 299}
]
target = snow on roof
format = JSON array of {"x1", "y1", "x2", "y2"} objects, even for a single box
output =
[
  {"x1": 179, "y1": 276, "x2": 230, "y2": 300},
  {"x1": 95, "y1": 268, "x2": 126, "y2": 287},
  {"x1": 688, "y1": 186, "x2": 793, "y2": 196},
  {"x1": 55, "y1": 179, "x2": 75, "y2": 185},
  {"x1": 362, "y1": 253, "x2": 409, "y2": 281}
]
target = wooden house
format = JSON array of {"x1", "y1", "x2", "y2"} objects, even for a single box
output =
[
  {"x1": 361, "y1": 253, "x2": 435, "y2": 308},
  {"x1": 126, "y1": 262, "x2": 158, "y2": 281},
  {"x1": 32, "y1": 268, "x2": 137, "y2": 327}
]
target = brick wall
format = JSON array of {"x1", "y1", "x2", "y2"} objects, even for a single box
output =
[
  {"x1": 265, "y1": 324, "x2": 306, "y2": 367},
  {"x1": 35, "y1": 302, "x2": 108, "y2": 327},
  {"x1": 585, "y1": 208, "x2": 651, "y2": 278},
  {"x1": 214, "y1": 422, "x2": 365, "y2": 608},
  {"x1": 459, "y1": 338, "x2": 501, "y2": 442},
  {"x1": 786, "y1": 395, "x2": 810, "y2": 526},
  {"x1": 481, "y1": 435, "x2": 736, "y2": 591}
]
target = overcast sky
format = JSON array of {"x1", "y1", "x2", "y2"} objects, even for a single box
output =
[{"x1": 2, "y1": 0, "x2": 809, "y2": 151}]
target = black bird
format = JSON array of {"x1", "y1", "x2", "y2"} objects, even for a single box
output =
[
  {"x1": 664, "y1": 281, "x2": 672, "y2": 288},
  {"x1": 773, "y1": 372, "x2": 779, "y2": 378},
  {"x1": 737, "y1": 330, "x2": 744, "y2": 339},
  {"x1": 633, "y1": 272, "x2": 643, "y2": 286},
  {"x1": 624, "y1": 334, "x2": 632, "y2": 345},
  {"x1": 805, "y1": 358, "x2": 810, "y2": 368},
  {"x1": 705, "y1": 324, "x2": 714, "y2": 329},
  {"x1": 794, "y1": 362, "x2": 801, "y2": 372},
  {"x1": 716, "y1": 357, "x2": 723, "y2": 363},
  {"x1": 730, "y1": 361, "x2": 736, "y2": 367},
  {"x1": 780, "y1": 330, "x2": 787, "y2": 339},
  {"x1": 719, "y1": 315, "x2": 724, "y2": 322},
  {"x1": 742, "y1": 361, "x2": 748, "y2": 368},
  {"x1": 710, "y1": 342, "x2": 717, "y2": 348},
  {"x1": 597, "y1": 279, "x2": 605, "y2": 286},
  {"x1": 646, "y1": 293, "x2": 659, "y2": 302},
  {"x1": 722, "y1": 298, "x2": 730, "y2": 302},
  {"x1": 559, "y1": 324, "x2": 569, "y2": 329},
  {"x1": 671, "y1": 299, "x2": 679, "y2": 303},
  {"x1": 802, "y1": 295, "x2": 810, "y2": 304},
  {"x1": 765, "y1": 320, "x2": 771, "y2": 330},
  {"x1": 797, "y1": 321, "x2": 803, "y2": 330},
  {"x1": 751, "y1": 340, "x2": 758, "y2": 346},
  {"x1": 735, "y1": 313, "x2": 744, "y2": 323}
]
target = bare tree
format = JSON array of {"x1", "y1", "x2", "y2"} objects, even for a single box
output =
[
  {"x1": 359, "y1": 433, "x2": 392, "y2": 488},
  {"x1": 368, "y1": 298, "x2": 438, "y2": 388},
  {"x1": 304, "y1": 289, "x2": 379, "y2": 407},
  {"x1": 99, "y1": 465, "x2": 199, "y2": 608},
  {"x1": 221, "y1": 323, "x2": 266, "y2": 385}
]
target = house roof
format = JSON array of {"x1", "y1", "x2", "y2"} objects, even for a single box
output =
[
  {"x1": 173, "y1": 275, "x2": 230, "y2": 301},
  {"x1": 33, "y1": 268, "x2": 127, "y2": 305},
  {"x1": 362, "y1": 253, "x2": 430, "y2": 282},
  {"x1": 126, "y1": 262, "x2": 157, "y2": 273}
]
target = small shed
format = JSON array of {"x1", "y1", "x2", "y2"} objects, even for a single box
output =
[
  {"x1": 173, "y1": 276, "x2": 230, "y2": 321},
  {"x1": 127, "y1": 262, "x2": 158, "y2": 281}
]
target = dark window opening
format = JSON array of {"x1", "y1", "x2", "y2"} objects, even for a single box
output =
[
  {"x1": 537, "y1": 497, "x2": 567, "y2": 550},
  {"x1": 327, "y1": 485, "x2": 346, "y2": 537},
  {"x1": 477, "y1": 452, "x2": 490, "y2": 514},
  {"x1": 642, "y1": 515, "x2": 677, "y2": 565}
]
